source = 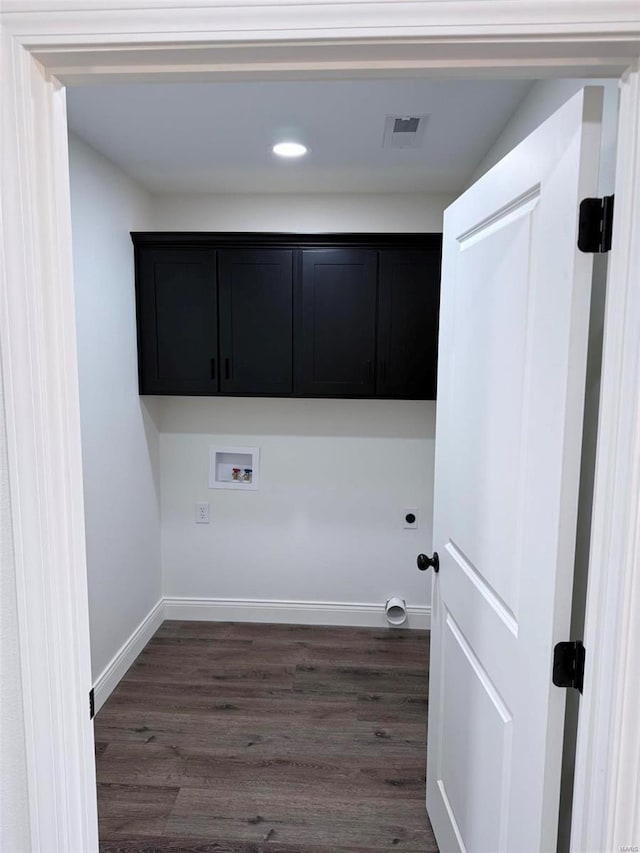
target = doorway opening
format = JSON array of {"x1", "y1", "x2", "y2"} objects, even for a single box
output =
[{"x1": 62, "y1": 73, "x2": 619, "y2": 852}]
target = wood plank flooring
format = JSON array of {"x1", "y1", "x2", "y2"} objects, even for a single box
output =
[{"x1": 94, "y1": 621, "x2": 438, "y2": 853}]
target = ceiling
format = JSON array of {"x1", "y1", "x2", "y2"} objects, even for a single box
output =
[{"x1": 66, "y1": 78, "x2": 533, "y2": 194}]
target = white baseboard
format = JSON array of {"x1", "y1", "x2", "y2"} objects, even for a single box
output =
[
  {"x1": 92, "y1": 599, "x2": 165, "y2": 713},
  {"x1": 163, "y1": 597, "x2": 431, "y2": 630}
]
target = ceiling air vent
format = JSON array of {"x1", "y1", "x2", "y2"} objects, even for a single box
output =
[{"x1": 382, "y1": 114, "x2": 428, "y2": 149}]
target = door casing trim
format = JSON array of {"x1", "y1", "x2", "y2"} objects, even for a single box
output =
[{"x1": 1, "y1": 4, "x2": 639, "y2": 851}]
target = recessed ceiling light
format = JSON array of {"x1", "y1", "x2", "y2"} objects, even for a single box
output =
[{"x1": 273, "y1": 142, "x2": 308, "y2": 158}]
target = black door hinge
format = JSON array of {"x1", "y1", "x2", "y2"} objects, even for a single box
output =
[
  {"x1": 552, "y1": 641, "x2": 585, "y2": 693},
  {"x1": 89, "y1": 688, "x2": 95, "y2": 720},
  {"x1": 578, "y1": 195, "x2": 614, "y2": 253}
]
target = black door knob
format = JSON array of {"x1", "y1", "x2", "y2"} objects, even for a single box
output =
[{"x1": 417, "y1": 552, "x2": 439, "y2": 573}]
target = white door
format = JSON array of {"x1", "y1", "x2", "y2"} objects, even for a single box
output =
[{"x1": 426, "y1": 88, "x2": 604, "y2": 853}]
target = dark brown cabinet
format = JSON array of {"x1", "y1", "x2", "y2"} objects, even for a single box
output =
[
  {"x1": 132, "y1": 233, "x2": 441, "y2": 400},
  {"x1": 377, "y1": 249, "x2": 441, "y2": 399},
  {"x1": 297, "y1": 249, "x2": 378, "y2": 396},
  {"x1": 136, "y1": 247, "x2": 218, "y2": 395},
  {"x1": 219, "y1": 249, "x2": 293, "y2": 395}
]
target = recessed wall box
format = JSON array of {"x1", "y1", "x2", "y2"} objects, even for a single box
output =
[{"x1": 209, "y1": 446, "x2": 260, "y2": 490}]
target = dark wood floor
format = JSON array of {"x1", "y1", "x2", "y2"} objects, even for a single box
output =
[{"x1": 94, "y1": 620, "x2": 438, "y2": 852}]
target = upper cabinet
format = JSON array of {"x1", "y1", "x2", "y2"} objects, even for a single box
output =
[
  {"x1": 377, "y1": 249, "x2": 441, "y2": 399},
  {"x1": 132, "y1": 234, "x2": 442, "y2": 400},
  {"x1": 297, "y1": 249, "x2": 378, "y2": 397},
  {"x1": 136, "y1": 247, "x2": 218, "y2": 395},
  {"x1": 219, "y1": 249, "x2": 293, "y2": 395}
]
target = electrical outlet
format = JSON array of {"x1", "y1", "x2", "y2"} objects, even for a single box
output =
[
  {"x1": 403, "y1": 507, "x2": 418, "y2": 529},
  {"x1": 195, "y1": 502, "x2": 210, "y2": 524}
]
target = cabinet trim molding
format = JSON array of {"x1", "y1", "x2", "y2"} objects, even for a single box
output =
[{"x1": 131, "y1": 232, "x2": 442, "y2": 250}]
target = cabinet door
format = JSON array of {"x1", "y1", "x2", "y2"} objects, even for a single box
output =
[
  {"x1": 377, "y1": 249, "x2": 441, "y2": 399},
  {"x1": 136, "y1": 247, "x2": 218, "y2": 394},
  {"x1": 218, "y1": 249, "x2": 293, "y2": 395},
  {"x1": 298, "y1": 249, "x2": 377, "y2": 396}
]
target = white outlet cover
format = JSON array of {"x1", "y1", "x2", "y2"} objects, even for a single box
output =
[
  {"x1": 195, "y1": 502, "x2": 210, "y2": 523},
  {"x1": 403, "y1": 507, "x2": 418, "y2": 529}
]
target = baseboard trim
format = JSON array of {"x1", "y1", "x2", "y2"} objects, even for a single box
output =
[
  {"x1": 92, "y1": 599, "x2": 165, "y2": 713},
  {"x1": 163, "y1": 597, "x2": 431, "y2": 630}
]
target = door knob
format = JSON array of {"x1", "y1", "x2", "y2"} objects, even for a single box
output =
[{"x1": 417, "y1": 552, "x2": 439, "y2": 573}]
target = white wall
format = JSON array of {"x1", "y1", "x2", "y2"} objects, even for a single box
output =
[
  {"x1": 0, "y1": 362, "x2": 31, "y2": 852},
  {"x1": 69, "y1": 134, "x2": 162, "y2": 680},
  {"x1": 151, "y1": 191, "x2": 454, "y2": 233},
  {"x1": 150, "y1": 191, "x2": 447, "y2": 618},
  {"x1": 68, "y1": 161, "x2": 445, "y2": 644},
  {"x1": 473, "y1": 78, "x2": 619, "y2": 190},
  {"x1": 159, "y1": 398, "x2": 435, "y2": 613}
]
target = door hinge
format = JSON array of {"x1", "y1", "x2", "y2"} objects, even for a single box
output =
[
  {"x1": 89, "y1": 688, "x2": 95, "y2": 720},
  {"x1": 552, "y1": 641, "x2": 585, "y2": 693},
  {"x1": 578, "y1": 195, "x2": 614, "y2": 253}
]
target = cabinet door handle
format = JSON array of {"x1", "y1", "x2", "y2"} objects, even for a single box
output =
[
  {"x1": 366, "y1": 360, "x2": 373, "y2": 383},
  {"x1": 210, "y1": 358, "x2": 216, "y2": 380},
  {"x1": 380, "y1": 361, "x2": 387, "y2": 383},
  {"x1": 225, "y1": 358, "x2": 231, "y2": 380}
]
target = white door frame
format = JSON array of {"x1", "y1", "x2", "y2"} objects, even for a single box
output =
[{"x1": 0, "y1": 4, "x2": 638, "y2": 852}]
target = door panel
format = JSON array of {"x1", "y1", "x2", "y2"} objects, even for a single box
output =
[
  {"x1": 297, "y1": 249, "x2": 377, "y2": 396},
  {"x1": 427, "y1": 88, "x2": 604, "y2": 853},
  {"x1": 218, "y1": 249, "x2": 293, "y2": 394},
  {"x1": 448, "y1": 196, "x2": 538, "y2": 620},
  {"x1": 439, "y1": 607, "x2": 513, "y2": 853}
]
